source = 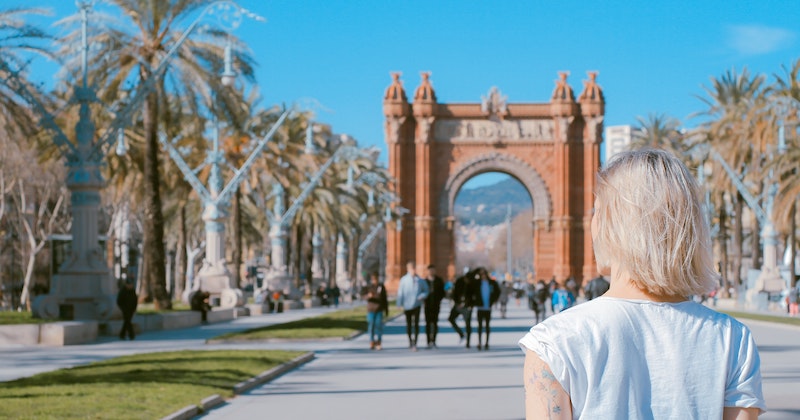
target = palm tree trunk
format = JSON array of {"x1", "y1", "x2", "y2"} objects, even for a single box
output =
[
  {"x1": 791, "y1": 201, "x2": 797, "y2": 288},
  {"x1": 231, "y1": 189, "x2": 242, "y2": 288},
  {"x1": 294, "y1": 224, "x2": 303, "y2": 290},
  {"x1": 752, "y1": 217, "x2": 762, "y2": 270},
  {"x1": 733, "y1": 192, "x2": 744, "y2": 289},
  {"x1": 305, "y1": 222, "x2": 314, "y2": 296},
  {"x1": 718, "y1": 192, "x2": 729, "y2": 297},
  {"x1": 175, "y1": 204, "x2": 187, "y2": 298},
  {"x1": 141, "y1": 82, "x2": 170, "y2": 309}
]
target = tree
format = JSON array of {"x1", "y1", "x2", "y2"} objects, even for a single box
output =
[
  {"x1": 0, "y1": 7, "x2": 53, "y2": 142},
  {"x1": 698, "y1": 68, "x2": 768, "y2": 287},
  {"x1": 56, "y1": 0, "x2": 256, "y2": 308}
]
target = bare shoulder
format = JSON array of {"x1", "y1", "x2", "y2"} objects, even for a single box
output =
[{"x1": 523, "y1": 349, "x2": 572, "y2": 420}]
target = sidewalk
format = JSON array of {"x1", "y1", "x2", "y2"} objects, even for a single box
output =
[
  {"x1": 0, "y1": 304, "x2": 345, "y2": 382},
  {"x1": 204, "y1": 300, "x2": 532, "y2": 420},
  {"x1": 1, "y1": 298, "x2": 797, "y2": 419}
]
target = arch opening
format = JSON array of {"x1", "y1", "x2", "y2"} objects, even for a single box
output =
[{"x1": 454, "y1": 172, "x2": 534, "y2": 280}]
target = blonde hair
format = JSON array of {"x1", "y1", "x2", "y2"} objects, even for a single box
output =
[{"x1": 593, "y1": 149, "x2": 716, "y2": 297}]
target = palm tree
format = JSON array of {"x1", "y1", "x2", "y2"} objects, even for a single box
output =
[
  {"x1": 55, "y1": 0, "x2": 256, "y2": 308},
  {"x1": 771, "y1": 59, "x2": 800, "y2": 286},
  {"x1": 0, "y1": 7, "x2": 53, "y2": 145},
  {"x1": 697, "y1": 68, "x2": 768, "y2": 288},
  {"x1": 630, "y1": 113, "x2": 683, "y2": 153}
]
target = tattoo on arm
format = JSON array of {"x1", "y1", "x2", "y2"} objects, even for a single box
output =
[{"x1": 524, "y1": 349, "x2": 571, "y2": 419}]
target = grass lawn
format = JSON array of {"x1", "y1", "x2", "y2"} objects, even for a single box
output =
[
  {"x1": 212, "y1": 305, "x2": 403, "y2": 342},
  {"x1": 135, "y1": 301, "x2": 192, "y2": 315},
  {"x1": 720, "y1": 310, "x2": 800, "y2": 327},
  {"x1": 0, "y1": 311, "x2": 55, "y2": 325},
  {"x1": 0, "y1": 349, "x2": 304, "y2": 420}
]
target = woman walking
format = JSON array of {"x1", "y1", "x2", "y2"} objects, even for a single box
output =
[{"x1": 363, "y1": 273, "x2": 389, "y2": 350}]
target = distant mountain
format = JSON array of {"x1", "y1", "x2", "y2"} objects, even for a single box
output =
[{"x1": 454, "y1": 178, "x2": 532, "y2": 226}]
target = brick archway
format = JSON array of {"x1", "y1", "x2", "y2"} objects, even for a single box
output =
[{"x1": 382, "y1": 71, "x2": 605, "y2": 293}]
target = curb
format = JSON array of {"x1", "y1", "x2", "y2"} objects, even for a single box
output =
[
  {"x1": 233, "y1": 352, "x2": 315, "y2": 394},
  {"x1": 159, "y1": 352, "x2": 315, "y2": 420},
  {"x1": 206, "y1": 332, "x2": 359, "y2": 344}
]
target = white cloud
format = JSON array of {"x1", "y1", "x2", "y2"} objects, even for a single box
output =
[{"x1": 726, "y1": 24, "x2": 796, "y2": 56}]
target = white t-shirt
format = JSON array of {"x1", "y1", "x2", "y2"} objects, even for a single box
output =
[{"x1": 518, "y1": 297, "x2": 766, "y2": 419}]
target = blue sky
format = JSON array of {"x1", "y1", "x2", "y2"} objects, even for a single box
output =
[{"x1": 6, "y1": 1, "x2": 800, "y2": 189}]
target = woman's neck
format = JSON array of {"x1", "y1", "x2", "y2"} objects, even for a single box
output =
[{"x1": 603, "y1": 266, "x2": 687, "y2": 303}]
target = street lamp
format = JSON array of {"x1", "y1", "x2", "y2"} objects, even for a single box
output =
[
  {"x1": 0, "y1": 0, "x2": 265, "y2": 319},
  {"x1": 162, "y1": 86, "x2": 291, "y2": 307},
  {"x1": 708, "y1": 118, "x2": 788, "y2": 309},
  {"x1": 263, "y1": 134, "x2": 368, "y2": 296}
]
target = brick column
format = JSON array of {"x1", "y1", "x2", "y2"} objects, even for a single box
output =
[{"x1": 579, "y1": 71, "x2": 605, "y2": 282}]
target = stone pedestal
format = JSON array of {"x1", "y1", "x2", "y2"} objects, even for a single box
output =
[
  {"x1": 196, "y1": 203, "x2": 243, "y2": 308},
  {"x1": 33, "y1": 158, "x2": 116, "y2": 320}
]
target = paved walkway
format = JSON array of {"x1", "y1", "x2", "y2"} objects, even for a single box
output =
[
  {"x1": 1, "y1": 299, "x2": 798, "y2": 419},
  {"x1": 205, "y1": 300, "x2": 530, "y2": 420}
]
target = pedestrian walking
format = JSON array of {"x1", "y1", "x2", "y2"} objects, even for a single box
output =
[
  {"x1": 474, "y1": 268, "x2": 500, "y2": 351},
  {"x1": 362, "y1": 273, "x2": 388, "y2": 350},
  {"x1": 316, "y1": 285, "x2": 329, "y2": 307},
  {"x1": 499, "y1": 281, "x2": 511, "y2": 319},
  {"x1": 551, "y1": 282, "x2": 575, "y2": 313},
  {"x1": 789, "y1": 286, "x2": 799, "y2": 316},
  {"x1": 448, "y1": 268, "x2": 478, "y2": 348},
  {"x1": 547, "y1": 277, "x2": 557, "y2": 313},
  {"x1": 519, "y1": 149, "x2": 765, "y2": 419},
  {"x1": 532, "y1": 280, "x2": 549, "y2": 323},
  {"x1": 330, "y1": 284, "x2": 341, "y2": 308},
  {"x1": 424, "y1": 264, "x2": 445, "y2": 348},
  {"x1": 116, "y1": 280, "x2": 138, "y2": 340},
  {"x1": 583, "y1": 275, "x2": 610, "y2": 301},
  {"x1": 396, "y1": 261, "x2": 429, "y2": 351}
]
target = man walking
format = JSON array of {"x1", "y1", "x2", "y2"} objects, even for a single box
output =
[
  {"x1": 584, "y1": 274, "x2": 610, "y2": 301},
  {"x1": 116, "y1": 280, "x2": 138, "y2": 340},
  {"x1": 448, "y1": 269, "x2": 477, "y2": 348},
  {"x1": 397, "y1": 261, "x2": 429, "y2": 351},
  {"x1": 424, "y1": 264, "x2": 445, "y2": 348}
]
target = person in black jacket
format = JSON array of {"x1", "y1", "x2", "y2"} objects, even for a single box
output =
[
  {"x1": 448, "y1": 268, "x2": 479, "y2": 348},
  {"x1": 424, "y1": 264, "x2": 446, "y2": 348},
  {"x1": 362, "y1": 273, "x2": 389, "y2": 350},
  {"x1": 584, "y1": 275, "x2": 610, "y2": 301},
  {"x1": 474, "y1": 267, "x2": 501, "y2": 351},
  {"x1": 191, "y1": 289, "x2": 211, "y2": 324},
  {"x1": 116, "y1": 280, "x2": 138, "y2": 340}
]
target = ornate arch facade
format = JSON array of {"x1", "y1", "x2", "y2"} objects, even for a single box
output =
[{"x1": 382, "y1": 71, "x2": 605, "y2": 293}]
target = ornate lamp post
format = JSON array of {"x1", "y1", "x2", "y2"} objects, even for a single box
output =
[
  {"x1": 161, "y1": 30, "x2": 290, "y2": 307},
  {"x1": 0, "y1": 0, "x2": 262, "y2": 319},
  {"x1": 264, "y1": 134, "x2": 363, "y2": 296},
  {"x1": 709, "y1": 120, "x2": 788, "y2": 309}
]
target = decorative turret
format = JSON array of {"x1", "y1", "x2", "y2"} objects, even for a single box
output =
[
  {"x1": 578, "y1": 71, "x2": 605, "y2": 117},
  {"x1": 383, "y1": 72, "x2": 410, "y2": 118},
  {"x1": 414, "y1": 71, "x2": 437, "y2": 102},
  {"x1": 550, "y1": 71, "x2": 578, "y2": 118},
  {"x1": 412, "y1": 71, "x2": 437, "y2": 117},
  {"x1": 384, "y1": 72, "x2": 407, "y2": 102},
  {"x1": 551, "y1": 71, "x2": 575, "y2": 102}
]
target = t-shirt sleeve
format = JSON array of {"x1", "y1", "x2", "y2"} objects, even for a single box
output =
[
  {"x1": 724, "y1": 324, "x2": 766, "y2": 413},
  {"x1": 518, "y1": 324, "x2": 571, "y2": 393}
]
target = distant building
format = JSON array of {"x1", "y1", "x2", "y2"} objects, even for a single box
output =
[{"x1": 604, "y1": 125, "x2": 643, "y2": 162}]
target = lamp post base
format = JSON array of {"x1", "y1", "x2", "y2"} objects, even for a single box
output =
[{"x1": 196, "y1": 270, "x2": 244, "y2": 308}]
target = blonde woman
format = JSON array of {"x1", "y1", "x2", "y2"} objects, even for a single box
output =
[{"x1": 519, "y1": 149, "x2": 765, "y2": 419}]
